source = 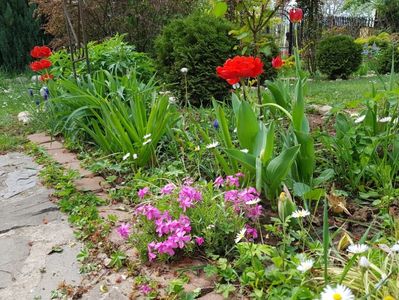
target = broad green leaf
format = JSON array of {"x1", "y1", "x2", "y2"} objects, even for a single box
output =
[
  {"x1": 265, "y1": 145, "x2": 300, "y2": 198},
  {"x1": 225, "y1": 149, "x2": 256, "y2": 172},
  {"x1": 237, "y1": 101, "x2": 259, "y2": 152}
]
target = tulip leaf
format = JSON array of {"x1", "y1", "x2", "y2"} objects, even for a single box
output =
[
  {"x1": 237, "y1": 101, "x2": 259, "y2": 152},
  {"x1": 265, "y1": 145, "x2": 300, "y2": 198},
  {"x1": 225, "y1": 149, "x2": 256, "y2": 172}
]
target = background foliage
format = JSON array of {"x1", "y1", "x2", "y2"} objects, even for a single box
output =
[{"x1": 0, "y1": 0, "x2": 43, "y2": 71}]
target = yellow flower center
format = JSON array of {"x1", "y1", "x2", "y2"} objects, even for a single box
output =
[
  {"x1": 383, "y1": 296, "x2": 395, "y2": 300},
  {"x1": 333, "y1": 294, "x2": 342, "y2": 300}
]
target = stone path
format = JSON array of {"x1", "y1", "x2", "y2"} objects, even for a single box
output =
[{"x1": 0, "y1": 152, "x2": 82, "y2": 299}]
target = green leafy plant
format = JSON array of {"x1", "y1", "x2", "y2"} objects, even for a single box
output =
[
  {"x1": 48, "y1": 69, "x2": 178, "y2": 167},
  {"x1": 316, "y1": 35, "x2": 362, "y2": 79},
  {"x1": 50, "y1": 34, "x2": 155, "y2": 80},
  {"x1": 155, "y1": 13, "x2": 236, "y2": 105}
]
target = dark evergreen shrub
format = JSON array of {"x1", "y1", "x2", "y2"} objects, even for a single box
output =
[
  {"x1": 155, "y1": 14, "x2": 237, "y2": 106},
  {"x1": 0, "y1": 0, "x2": 42, "y2": 71},
  {"x1": 316, "y1": 35, "x2": 362, "y2": 79}
]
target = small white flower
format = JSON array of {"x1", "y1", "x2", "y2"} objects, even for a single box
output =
[
  {"x1": 320, "y1": 284, "x2": 355, "y2": 300},
  {"x1": 206, "y1": 224, "x2": 215, "y2": 230},
  {"x1": 235, "y1": 228, "x2": 246, "y2": 244},
  {"x1": 297, "y1": 258, "x2": 314, "y2": 273},
  {"x1": 291, "y1": 209, "x2": 310, "y2": 218},
  {"x1": 354, "y1": 115, "x2": 366, "y2": 124},
  {"x1": 122, "y1": 153, "x2": 130, "y2": 161},
  {"x1": 246, "y1": 198, "x2": 261, "y2": 205},
  {"x1": 347, "y1": 244, "x2": 369, "y2": 254},
  {"x1": 143, "y1": 133, "x2": 152, "y2": 139},
  {"x1": 206, "y1": 141, "x2": 219, "y2": 149},
  {"x1": 233, "y1": 128, "x2": 237, "y2": 133},
  {"x1": 391, "y1": 243, "x2": 399, "y2": 253},
  {"x1": 232, "y1": 83, "x2": 240, "y2": 89},
  {"x1": 359, "y1": 256, "x2": 370, "y2": 268},
  {"x1": 17, "y1": 111, "x2": 31, "y2": 124},
  {"x1": 241, "y1": 149, "x2": 249, "y2": 153},
  {"x1": 180, "y1": 67, "x2": 188, "y2": 74},
  {"x1": 143, "y1": 139, "x2": 152, "y2": 146},
  {"x1": 378, "y1": 116, "x2": 392, "y2": 123},
  {"x1": 168, "y1": 96, "x2": 177, "y2": 104},
  {"x1": 133, "y1": 153, "x2": 138, "y2": 160}
]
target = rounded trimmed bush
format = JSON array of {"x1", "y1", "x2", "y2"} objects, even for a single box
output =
[
  {"x1": 155, "y1": 14, "x2": 237, "y2": 106},
  {"x1": 316, "y1": 35, "x2": 362, "y2": 79}
]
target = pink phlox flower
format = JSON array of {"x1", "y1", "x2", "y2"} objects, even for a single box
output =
[
  {"x1": 172, "y1": 229, "x2": 191, "y2": 248},
  {"x1": 156, "y1": 238, "x2": 177, "y2": 256},
  {"x1": 226, "y1": 175, "x2": 240, "y2": 187},
  {"x1": 147, "y1": 242, "x2": 157, "y2": 261},
  {"x1": 139, "y1": 284, "x2": 152, "y2": 295},
  {"x1": 245, "y1": 224, "x2": 258, "y2": 241},
  {"x1": 239, "y1": 187, "x2": 260, "y2": 202},
  {"x1": 195, "y1": 236, "x2": 204, "y2": 246},
  {"x1": 236, "y1": 172, "x2": 245, "y2": 178},
  {"x1": 138, "y1": 187, "x2": 150, "y2": 199},
  {"x1": 213, "y1": 176, "x2": 224, "y2": 187},
  {"x1": 178, "y1": 186, "x2": 202, "y2": 211},
  {"x1": 116, "y1": 223, "x2": 131, "y2": 239},
  {"x1": 183, "y1": 177, "x2": 194, "y2": 186},
  {"x1": 160, "y1": 183, "x2": 175, "y2": 195},
  {"x1": 224, "y1": 189, "x2": 239, "y2": 202},
  {"x1": 178, "y1": 215, "x2": 191, "y2": 233},
  {"x1": 246, "y1": 204, "x2": 263, "y2": 220},
  {"x1": 135, "y1": 204, "x2": 161, "y2": 220}
]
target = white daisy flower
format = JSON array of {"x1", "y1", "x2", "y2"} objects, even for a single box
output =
[
  {"x1": 291, "y1": 209, "x2": 310, "y2": 218},
  {"x1": 391, "y1": 243, "x2": 399, "y2": 253},
  {"x1": 206, "y1": 141, "x2": 219, "y2": 149},
  {"x1": 354, "y1": 115, "x2": 366, "y2": 124},
  {"x1": 143, "y1": 139, "x2": 152, "y2": 146},
  {"x1": 241, "y1": 149, "x2": 249, "y2": 153},
  {"x1": 235, "y1": 228, "x2": 246, "y2": 244},
  {"x1": 143, "y1": 133, "x2": 152, "y2": 139},
  {"x1": 122, "y1": 153, "x2": 130, "y2": 161},
  {"x1": 297, "y1": 258, "x2": 314, "y2": 273},
  {"x1": 133, "y1": 153, "x2": 138, "y2": 160},
  {"x1": 180, "y1": 67, "x2": 188, "y2": 74},
  {"x1": 359, "y1": 256, "x2": 370, "y2": 268},
  {"x1": 347, "y1": 244, "x2": 369, "y2": 254},
  {"x1": 378, "y1": 116, "x2": 392, "y2": 123},
  {"x1": 320, "y1": 284, "x2": 355, "y2": 300},
  {"x1": 246, "y1": 198, "x2": 261, "y2": 205}
]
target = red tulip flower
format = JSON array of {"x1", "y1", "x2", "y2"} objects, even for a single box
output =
[
  {"x1": 30, "y1": 46, "x2": 52, "y2": 58},
  {"x1": 272, "y1": 56, "x2": 284, "y2": 69},
  {"x1": 29, "y1": 59, "x2": 52, "y2": 72},
  {"x1": 216, "y1": 56, "x2": 264, "y2": 85},
  {"x1": 289, "y1": 8, "x2": 303, "y2": 23}
]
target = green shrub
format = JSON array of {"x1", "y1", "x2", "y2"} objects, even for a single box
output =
[
  {"x1": 316, "y1": 35, "x2": 362, "y2": 79},
  {"x1": 155, "y1": 14, "x2": 236, "y2": 106},
  {"x1": 51, "y1": 35, "x2": 155, "y2": 81},
  {"x1": 376, "y1": 45, "x2": 399, "y2": 74}
]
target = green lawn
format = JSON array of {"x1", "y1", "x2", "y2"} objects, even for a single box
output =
[
  {"x1": 305, "y1": 74, "x2": 399, "y2": 106},
  {"x1": 0, "y1": 73, "x2": 35, "y2": 152}
]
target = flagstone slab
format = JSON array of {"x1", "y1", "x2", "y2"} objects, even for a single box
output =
[
  {"x1": 0, "y1": 152, "x2": 82, "y2": 299},
  {"x1": 74, "y1": 176, "x2": 105, "y2": 193},
  {"x1": 46, "y1": 148, "x2": 78, "y2": 164},
  {"x1": 27, "y1": 133, "x2": 53, "y2": 145}
]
